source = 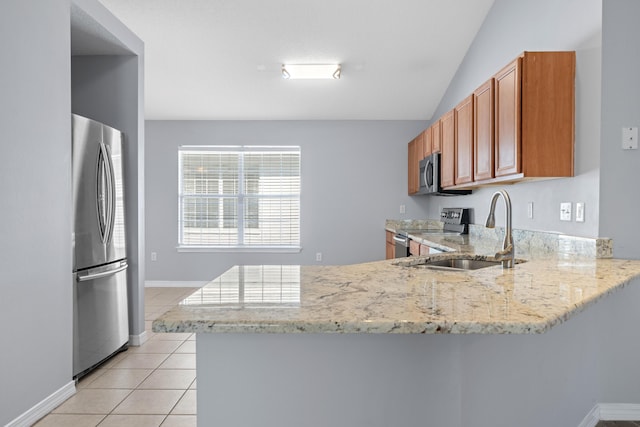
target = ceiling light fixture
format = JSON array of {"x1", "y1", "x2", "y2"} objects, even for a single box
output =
[{"x1": 282, "y1": 64, "x2": 341, "y2": 80}]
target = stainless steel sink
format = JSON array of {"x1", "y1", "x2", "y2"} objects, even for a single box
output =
[
  {"x1": 399, "y1": 255, "x2": 526, "y2": 271},
  {"x1": 419, "y1": 258, "x2": 502, "y2": 271}
]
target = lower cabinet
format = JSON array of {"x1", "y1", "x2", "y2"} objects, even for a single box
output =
[
  {"x1": 385, "y1": 231, "x2": 395, "y2": 260},
  {"x1": 409, "y1": 239, "x2": 420, "y2": 257}
]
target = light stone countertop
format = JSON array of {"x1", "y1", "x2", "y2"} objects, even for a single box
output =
[{"x1": 153, "y1": 226, "x2": 640, "y2": 334}]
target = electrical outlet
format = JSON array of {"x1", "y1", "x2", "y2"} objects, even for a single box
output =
[
  {"x1": 151, "y1": 252, "x2": 157, "y2": 261},
  {"x1": 316, "y1": 252, "x2": 322, "y2": 262},
  {"x1": 527, "y1": 202, "x2": 534, "y2": 219},
  {"x1": 560, "y1": 202, "x2": 572, "y2": 221},
  {"x1": 576, "y1": 202, "x2": 585, "y2": 222},
  {"x1": 400, "y1": 204, "x2": 406, "y2": 214},
  {"x1": 622, "y1": 127, "x2": 638, "y2": 150}
]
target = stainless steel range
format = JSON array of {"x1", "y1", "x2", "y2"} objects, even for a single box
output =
[{"x1": 394, "y1": 208, "x2": 471, "y2": 258}]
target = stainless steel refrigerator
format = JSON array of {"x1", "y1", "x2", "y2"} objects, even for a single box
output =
[{"x1": 72, "y1": 114, "x2": 129, "y2": 378}]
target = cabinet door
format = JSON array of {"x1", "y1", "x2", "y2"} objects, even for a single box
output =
[
  {"x1": 440, "y1": 110, "x2": 455, "y2": 188},
  {"x1": 455, "y1": 94, "x2": 474, "y2": 185},
  {"x1": 415, "y1": 132, "x2": 424, "y2": 161},
  {"x1": 474, "y1": 79, "x2": 495, "y2": 181},
  {"x1": 419, "y1": 244, "x2": 430, "y2": 256},
  {"x1": 409, "y1": 240, "x2": 420, "y2": 257},
  {"x1": 385, "y1": 231, "x2": 395, "y2": 259},
  {"x1": 422, "y1": 127, "x2": 432, "y2": 158},
  {"x1": 431, "y1": 120, "x2": 441, "y2": 153},
  {"x1": 386, "y1": 242, "x2": 395, "y2": 259},
  {"x1": 521, "y1": 51, "x2": 575, "y2": 177},
  {"x1": 408, "y1": 138, "x2": 418, "y2": 194},
  {"x1": 494, "y1": 57, "x2": 522, "y2": 177}
]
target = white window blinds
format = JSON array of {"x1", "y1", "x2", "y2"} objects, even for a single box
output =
[{"x1": 178, "y1": 146, "x2": 301, "y2": 248}]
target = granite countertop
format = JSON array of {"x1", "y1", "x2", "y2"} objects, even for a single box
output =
[
  {"x1": 153, "y1": 258, "x2": 640, "y2": 335},
  {"x1": 154, "y1": 224, "x2": 640, "y2": 334}
]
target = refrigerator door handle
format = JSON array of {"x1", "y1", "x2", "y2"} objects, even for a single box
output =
[
  {"x1": 104, "y1": 143, "x2": 116, "y2": 244},
  {"x1": 97, "y1": 142, "x2": 110, "y2": 244},
  {"x1": 77, "y1": 262, "x2": 128, "y2": 282}
]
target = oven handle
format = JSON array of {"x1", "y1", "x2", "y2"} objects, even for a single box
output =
[{"x1": 393, "y1": 235, "x2": 408, "y2": 245}]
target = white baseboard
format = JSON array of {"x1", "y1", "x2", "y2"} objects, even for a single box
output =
[
  {"x1": 578, "y1": 403, "x2": 640, "y2": 427},
  {"x1": 599, "y1": 403, "x2": 640, "y2": 420},
  {"x1": 578, "y1": 404, "x2": 600, "y2": 427},
  {"x1": 145, "y1": 280, "x2": 208, "y2": 288},
  {"x1": 129, "y1": 330, "x2": 149, "y2": 347},
  {"x1": 6, "y1": 381, "x2": 76, "y2": 427}
]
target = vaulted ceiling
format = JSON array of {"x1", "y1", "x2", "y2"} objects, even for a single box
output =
[{"x1": 99, "y1": 0, "x2": 495, "y2": 120}]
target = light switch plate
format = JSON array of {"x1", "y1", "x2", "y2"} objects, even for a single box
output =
[
  {"x1": 576, "y1": 202, "x2": 585, "y2": 222},
  {"x1": 622, "y1": 127, "x2": 638, "y2": 150},
  {"x1": 560, "y1": 202, "x2": 572, "y2": 221}
]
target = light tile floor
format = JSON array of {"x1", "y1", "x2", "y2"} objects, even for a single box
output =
[{"x1": 35, "y1": 287, "x2": 199, "y2": 427}]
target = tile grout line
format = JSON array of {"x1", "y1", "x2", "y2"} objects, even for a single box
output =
[{"x1": 37, "y1": 288, "x2": 198, "y2": 426}]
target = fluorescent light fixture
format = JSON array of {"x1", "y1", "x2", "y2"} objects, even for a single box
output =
[{"x1": 282, "y1": 64, "x2": 341, "y2": 80}]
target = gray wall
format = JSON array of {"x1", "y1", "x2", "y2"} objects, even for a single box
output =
[
  {"x1": 600, "y1": 0, "x2": 640, "y2": 259},
  {"x1": 0, "y1": 0, "x2": 73, "y2": 423},
  {"x1": 145, "y1": 120, "x2": 427, "y2": 281},
  {"x1": 422, "y1": 0, "x2": 602, "y2": 238},
  {"x1": 145, "y1": 0, "x2": 608, "y2": 282}
]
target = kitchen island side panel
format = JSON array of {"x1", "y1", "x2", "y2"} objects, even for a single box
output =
[
  {"x1": 196, "y1": 333, "x2": 462, "y2": 427},
  {"x1": 193, "y1": 288, "x2": 618, "y2": 427}
]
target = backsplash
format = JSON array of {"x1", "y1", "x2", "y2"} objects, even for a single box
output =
[
  {"x1": 386, "y1": 220, "x2": 613, "y2": 259},
  {"x1": 469, "y1": 224, "x2": 613, "y2": 259}
]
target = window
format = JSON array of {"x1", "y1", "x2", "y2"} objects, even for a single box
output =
[{"x1": 178, "y1": 146, "x2": 301, "y2": 250}]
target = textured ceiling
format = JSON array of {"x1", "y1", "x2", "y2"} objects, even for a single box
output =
[{"x1": 98, "y1": 0, "x2": 495, "y2": 120}]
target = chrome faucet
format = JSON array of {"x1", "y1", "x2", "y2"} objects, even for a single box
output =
[{"x1": 485, "y1": 189, "x2": 514, "y2": 268}]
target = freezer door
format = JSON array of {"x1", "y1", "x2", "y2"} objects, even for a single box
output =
[
  {"x1": 72, "y1": 115, "x2": 127, "y2": 270},
  {"x1": 73, "y1": 260, "x2": 129, "y2": 377}
]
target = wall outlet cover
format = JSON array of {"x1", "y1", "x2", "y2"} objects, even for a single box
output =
[
  {"x1": 622, "y1": 127, "x2": 639, "y2": 150},
  {"x1": 576, "y1": 202, "x2": 585, "y2": 222}
]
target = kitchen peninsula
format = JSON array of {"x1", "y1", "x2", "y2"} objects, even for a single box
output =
[{"x1": 154, "y1": 227, "x2": 640, "y2": 427}]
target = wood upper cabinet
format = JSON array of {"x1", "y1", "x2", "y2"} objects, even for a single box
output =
[
  {"x1": 415, "y1": 131, "x2": 424, "y2": 161},
  {"x1": 407, "y1": 137, "x2": 419, "y2": 195},
  {"x1": 440, "y1": 109, "x2": 455, "y2": 188},
  {"x1": 407, "y1": 51, "x2": 574, "y2": 193},
  {"x1": 474, "y1": 79, "x2": 495, "y2": 181},
  {"x1": 431, "y1": 120, "x2": 441, "y2": 153},
  {"x1": 495, "y1": 51, "x2": 575, "y2": 179},
  {"x1": 421, "y1": 127, "x2": 432, "y2": 159},
  {"x1": 495, "y1": 57, "x2": 521, "y2": 177},
  {"x1": 454, "y1": 94, "x2": 474, "y2": 185},
  {"x1": 408, "y1": 129, "x2": 431, "y2": 194}
]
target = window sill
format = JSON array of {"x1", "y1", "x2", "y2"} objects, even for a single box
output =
[{"x1": 176, "y1": 246, "x2": 302, "y2": 254}]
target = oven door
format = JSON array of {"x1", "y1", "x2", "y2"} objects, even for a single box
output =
[{"x1": 393, "y1": 234, "x2": 410, "y2": 258}]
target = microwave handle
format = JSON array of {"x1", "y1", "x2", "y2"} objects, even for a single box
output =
[{"x1": 423, "y1": 159, "x2": 431, "y2": 189}]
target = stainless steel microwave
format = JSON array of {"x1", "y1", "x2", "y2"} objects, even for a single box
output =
[{"x1": 417, "y1": 153, "x2": 471, "y2": 196}]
